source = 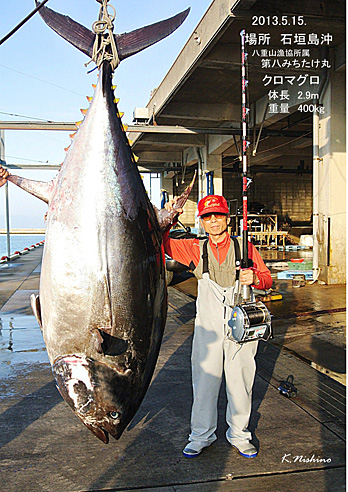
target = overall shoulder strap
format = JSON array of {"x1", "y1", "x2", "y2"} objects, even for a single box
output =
[
  {"x1": 231, "y1": 236, "x2": 241, "y2": 280},
  {"x1": 202, "y1": 239, "x2": 209, "y2": 274}
]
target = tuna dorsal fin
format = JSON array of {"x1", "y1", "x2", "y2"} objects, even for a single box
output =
[
  {"x1": 157, "y1": 171, "x2": 196, "y2": 233},
  {"x1": 35, "y1": 2, "x2": 190, "y2": 62}
]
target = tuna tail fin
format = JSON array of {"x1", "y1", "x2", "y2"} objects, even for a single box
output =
[
  {"x1": 35, "y1": 2, "x2": 95, "y2": 57},
  {"x1": 157, "y1": 171, "x2": 197, "y2": 233},
  {"x1": 35, "y1": 2, "x2": 190, "y2": 62},
  {"x1": 116, "y1": 8, "x2": 190, "y2": 61}
]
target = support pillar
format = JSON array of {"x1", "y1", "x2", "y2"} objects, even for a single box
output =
[
  {"x1": 160, "y1": 173, "x2": 173, "y2": 202},
  {"x1": 202, "y1": 138, "x2": 223, "y2": 196},
  {"x1": 194, "y1": 144, "x2": 223, "y2": 229},
  {"x1": 203, "y1": 154, "x2": 223, "y2": 197}
]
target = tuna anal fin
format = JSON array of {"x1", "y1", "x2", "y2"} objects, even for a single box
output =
[{"x1": 30, "y1": 294, "x2": 43, "y2": 331}]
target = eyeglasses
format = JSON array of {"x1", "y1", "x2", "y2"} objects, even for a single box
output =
[{"x1": 200, "y1": 213, "x2": 228, "y2": 222}]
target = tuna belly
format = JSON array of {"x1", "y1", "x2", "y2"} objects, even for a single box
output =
[{"x1": 39, "y1": 218, "x2": 165, "y2": 366}]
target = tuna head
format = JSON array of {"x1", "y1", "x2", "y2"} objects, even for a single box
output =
[{"x1": 53, "y1": 356, "x2": 140, "y2": 443}]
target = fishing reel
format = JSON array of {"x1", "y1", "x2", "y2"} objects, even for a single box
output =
[
  {"x1": 227, "y1": 300, "x2": 272, "y2": 344},
  {"x1": 278, "y1": 375, "x2": 297, "y2": 398}
]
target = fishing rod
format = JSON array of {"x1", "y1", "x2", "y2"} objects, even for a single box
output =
[
  {"x1": 227, "y1": 29, "x2": 272, "y2": 344},
  {"x1": 240, "y1": 28, "x2": 253, "y2": 302}
]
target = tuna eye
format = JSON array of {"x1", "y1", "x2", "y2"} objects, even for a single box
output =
[{"x1": 109, "y1": 411, "x2": 119, "y2": 419}]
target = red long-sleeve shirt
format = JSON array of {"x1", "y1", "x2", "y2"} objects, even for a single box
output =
[{"x1": 163, "y1": 232, "x2": 272, "y2": 290}]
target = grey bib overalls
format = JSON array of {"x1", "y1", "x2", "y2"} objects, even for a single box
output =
[{"x1": 189, "y1": 238, "x2": 258, "y2": 449}]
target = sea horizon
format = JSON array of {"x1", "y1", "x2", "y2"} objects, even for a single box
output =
[{"x1": 0, "y1": 234, "x2": 45, "y2": 258}]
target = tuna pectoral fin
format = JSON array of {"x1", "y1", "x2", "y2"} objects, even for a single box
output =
[
  {"x1": 36, "y1": 2, "x2": 189, "y2": 62},
  {"x1": 30, "y1": 294, "x2": 43, "y2": 330},
  {"x1": 157, "y1": 171, "x2": 197, "y2": 233},
  {"x1": 8, "y1": 174, "x2": 57, "y2": 203},
  {"x1": 97, "y1": 329, "x2": 128, "y2": 357}
]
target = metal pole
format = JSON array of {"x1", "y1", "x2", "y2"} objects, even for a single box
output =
[
  {"x1": 5, "y1": 183, "x2": 10, "y2": 257},
  {"x1": 312, "y1": 106, "x2": 320, "y2": 281},
  {"x1": 0, "y1": 130, "x2": 10, "y2": 257}
]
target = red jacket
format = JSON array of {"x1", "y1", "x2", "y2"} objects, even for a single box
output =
[{"x1": 163, "y1": 232, "x2": 273, "y2": 290}]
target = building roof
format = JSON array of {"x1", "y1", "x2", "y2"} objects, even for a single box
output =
[{"x1": 132, "y1": 0, "x2": 346, "y2": 173}]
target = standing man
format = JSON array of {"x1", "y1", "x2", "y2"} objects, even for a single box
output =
[{"x1": 164, "y1": 194, "x2": 272, "y2": 459}]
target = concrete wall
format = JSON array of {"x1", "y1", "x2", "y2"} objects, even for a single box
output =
[
  {"x1": 223, "y1": 172, "x2": 313, "y2": 224},
  {"x1": 318, "y1": 70, "x2": 346, "y2": 284}
]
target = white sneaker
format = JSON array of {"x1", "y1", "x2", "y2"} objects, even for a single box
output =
[
  {"x1": 182, "y1": 442, "x2": 208, "y2": 458},
  {"x1": 231, "y1": 441, "x2": 258, "y2": 458}
]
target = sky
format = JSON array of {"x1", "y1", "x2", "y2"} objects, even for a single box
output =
[{"x1": 0, "y1": 0, "x2": 213, "y2": 228}]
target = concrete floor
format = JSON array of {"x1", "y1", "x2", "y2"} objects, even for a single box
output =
[
  {"x1": 171, "y1": 249, "x2": 346, "y2": 386},
  {"x1": 0, "y1": 248, "x2": 345, "y2": 492}
]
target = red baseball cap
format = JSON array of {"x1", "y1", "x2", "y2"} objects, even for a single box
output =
[{"x1": 197, "y1": 195, "x2": 229, "y2": 217}]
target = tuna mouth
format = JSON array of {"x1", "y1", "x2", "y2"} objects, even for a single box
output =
[
  {"x1": 83, "y1": 423, "x2": 124, "y2": 443},
  {"x1": 85, "y1": 423, "x2": 109, "y2": 444}
]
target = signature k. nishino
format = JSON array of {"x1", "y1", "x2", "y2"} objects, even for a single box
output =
[{"x1": 282, "y1": 454, "x2": 332, "y2": 464}]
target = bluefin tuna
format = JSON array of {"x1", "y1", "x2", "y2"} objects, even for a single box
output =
[{"x1": 0, "y1": 2, "x2": 193, "y2": 443}]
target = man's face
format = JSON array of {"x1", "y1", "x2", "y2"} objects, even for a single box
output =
[{"x1": 200, "y1": 213, "x2": 230, "y2": 237}]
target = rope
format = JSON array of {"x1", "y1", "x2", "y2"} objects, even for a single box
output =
[{"x1": 85, "y1": 0, "x2": 120, "y2": 71}]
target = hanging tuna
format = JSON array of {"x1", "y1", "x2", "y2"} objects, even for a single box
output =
[{"x1": 0, "y1": 0, "x2": 192, "y2": 443}]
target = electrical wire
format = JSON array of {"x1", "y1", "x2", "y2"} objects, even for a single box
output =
[
  {"x1": 0, "y1": 111, "x2": 52, "y2": 122},
  {"x1": 222, "y1": 130, "x2": 313, "y2": 169},
  {"x1": 0, "y1": 0, "x2": 50, "y2": 46},
  {"x1": 0, "y1": 112, "x2": 69, "y2": 146},
  {"x1": 0, "y1": 64, "x2": 85, "y2": 97},
  {"x1": 254, "y1": 131, "x2": 312, "y2": 155},
  {"x1": 6, "y1": 155, "x2": 59, "y2": 165}
]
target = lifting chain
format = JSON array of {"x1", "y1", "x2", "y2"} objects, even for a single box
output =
[{"x1": 86, "y1": 0, "x2": 120, "y2": 71}]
